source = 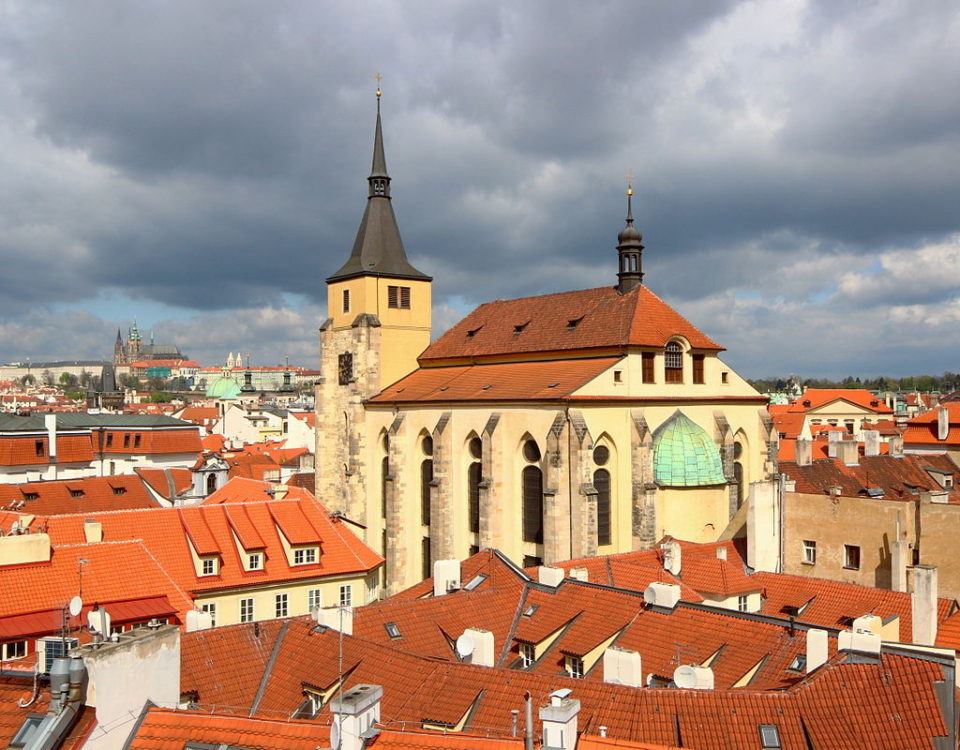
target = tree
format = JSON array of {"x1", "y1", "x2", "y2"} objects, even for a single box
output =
[
  {"x1": 21, "y1": 374, "x2": 35, "y2": 387},
  {"x1": 79, "y1": 369, "x2": 92, "y2": 388},
  {"x1": 119, "y1": 374, "x2": 140, "y2": 390},
  {"x1": 150, "y1": 391, "x2": 173, "y2": 403},
  {"x1": 146, "y1": 376, "x2": 166, "y2": 392},
  {"x1": 41, "y1": 369, "x2": 54, "y2": 386},
  {"x1": 59, "y1": 372, "x2": 77, "y2": 388}
]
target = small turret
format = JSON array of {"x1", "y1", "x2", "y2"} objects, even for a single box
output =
[{"x1": 616, "y1": 182, "x2": 644, "y2": 294}]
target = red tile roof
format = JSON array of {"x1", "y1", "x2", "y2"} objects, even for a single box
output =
[
  {"x1": 370, "y1": 358, "x2": 621, "y2": 404},
  {"x1": 0, "y1": 475, "x2": 160, "y2": 514},
  {"x1": 0, "y1": 434, "x2": 93, "y2": 466},
  {"x1": 134, "y1": 467, "x2": 193, "y2": 500},
  {"x1": 786, "y1": 389, "x2": 892, "y2": 414},
  {"x1": 904, "y1": 403, "x2": 960, "y2": 446},
  {"x1": 418, "y1": 285, "x2": 722, "y2": 366},
  {"x1": 100, "y1": 427, "x2": 201, "y2": 455},
  {"x1": 781, "y1": 453, "x2": 960, "y2": 501},
  {"x1": 127, "y1": 707, "x2": 331, "y2": 750}
]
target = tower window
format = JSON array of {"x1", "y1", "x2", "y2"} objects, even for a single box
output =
[
  {"x1": 388, "y1": 285, "x2": 411, "y2": 309},
  {"x1": 342, "y1": 289, "x2": 350, "y2": 313},
  {"x1": 665, "y1": 342, "x2": 683, "y2": 383}
]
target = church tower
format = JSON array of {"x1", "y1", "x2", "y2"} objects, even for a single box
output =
[{"x1": 316, "y1": 85, "x2": 432, "y2": 522}]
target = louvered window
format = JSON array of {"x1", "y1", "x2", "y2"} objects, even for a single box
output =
[
  {"x1": 665, "y1": 342, "x2": 683, "y2": 383},
  {"x1": 692, "y1": 354, "x2": 705, "y2": 384},
  {"x1": 642, "y1": 352, "x2": 655, "y2": 383},
  {"x1": 342, "y1": 289, "x2": 350, "y2": 313},
  {"x1": 594, "y1": 468, "x2": 611, "y2": 546},
  {"x1": 421, "y1": 459, "x2": 433, "y2": 525},
  {"x1": 468, "y1": 461, "x2": 482, "y2": 533},
  {"x1": 522, "y1": 465, "x2": 544, "y2": 544},
  {"x1": 388, "y1": 285, "x2": 411, "y2": 309}
]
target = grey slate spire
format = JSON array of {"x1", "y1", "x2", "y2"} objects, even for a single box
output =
[
  {"x1": 327, "y1": 89, "x2": 431, "y2": 283},
  {"x1": 616, "y1": 183, "x2": 644, "y2": 294}
]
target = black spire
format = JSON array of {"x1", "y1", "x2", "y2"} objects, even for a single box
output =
[
  {"x1": 616, "y1": 184, "x2": 644, "y2": 294},
  {"x1": 327, "y1": 85, "x2": 431, "y2": 283}
]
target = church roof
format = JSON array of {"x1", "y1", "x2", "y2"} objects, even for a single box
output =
[
  {"x1": 419, "y1": 285, "x2": 722, "y2": 365},
  {"x1": 368, "y1": 357, "x2": 620, "y2": 404}
]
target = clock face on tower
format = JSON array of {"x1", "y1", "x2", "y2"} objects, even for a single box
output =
[{"x1": 338, "y1": 352, "x2": 353, "y2": 385}]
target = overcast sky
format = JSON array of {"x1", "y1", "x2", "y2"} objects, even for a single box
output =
[{"x1": 1, "y1": 0, "x2": 958, "y2": 379}]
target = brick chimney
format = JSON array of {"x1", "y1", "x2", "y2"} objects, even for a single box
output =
[
  {"x1": 837, "y1": 438, "x2": 859, "y2": 466},
  {"x1": 795, "y1": 438, "x2": 812, "y2": 467}
]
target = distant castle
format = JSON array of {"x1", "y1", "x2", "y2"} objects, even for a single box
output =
[{"x1": 113, "y1": 321, "x2": 185, "y2": 365}]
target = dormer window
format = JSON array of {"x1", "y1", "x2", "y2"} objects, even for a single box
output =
[
  {"x1": 567, "y1": 316, "x2": 584, "y2": 329},
  {"x1": 200, "y1": 557, "x2": 219, "y2": 576},
  {"x1": 247, "y1": 552, "x2": 263, "y2": 571},
  {"x1": 293, "y1": 547, "x2": 317, "y2": 565},
  {"x1": 565, "y1": 655, "x2": 584, "y2": 678}
]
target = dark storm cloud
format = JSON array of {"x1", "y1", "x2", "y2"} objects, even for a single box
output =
[{"x1": 0, "y1": 0, "x2": 959, "y2": 377}]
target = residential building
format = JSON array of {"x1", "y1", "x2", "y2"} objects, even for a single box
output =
[{"x1": 904, "y1": 403, "x2": 960, "y2": 460}]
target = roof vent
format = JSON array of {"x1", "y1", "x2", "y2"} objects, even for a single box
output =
[
  {"x1": 467, "y1": 326, "x2": 482, "y2": 339},
  {"x1": 643, "y1": 582, "x2": 681, "y2": 610},
  {"x1": 567, "y1": 316, "x2": 584, "y2": 329},
  {"x1": 514, "y1": 321, "x2": 529, "y2": 334},
  {"x1": 673, "y1": 664, "x2": 714, "y2": 690}
]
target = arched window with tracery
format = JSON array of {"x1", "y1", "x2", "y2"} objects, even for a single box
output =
[
  {"x1": 521, "y1": 439, "x2": 543, "y2": 544},
  {"x1": 467, "y1": 436, "x2": 482, "y2": 534},
  {"x1": 593, "y1": 443, "x2": 612, "y2": 546}
]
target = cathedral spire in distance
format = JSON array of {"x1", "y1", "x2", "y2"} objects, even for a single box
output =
[
  {"x1": 327, "y1": 77, "x2": 431, "y2": 283},
  {"x1": 616, "y1": 177, "x2": 644, "y2": 294}
]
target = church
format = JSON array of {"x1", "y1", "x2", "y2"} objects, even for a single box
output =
[{"x1": 316, "y1": 92, "x2": 776, "y2": 594}]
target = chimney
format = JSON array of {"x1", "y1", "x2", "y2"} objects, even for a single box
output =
[
  {"x1": 911, "y1": 565, "x2": 939, "y2": 646},
  {"x1": 45, "y1": 413, "x2": 57, "y2": 462},
  {"x1": 0, "y1": 531, "x2": 51, "y2": 566},
  {"x1": 524, "y1": 692, "x2": 534, "y2": 750},
  {"x1": 314, "y1": 605, "x2": 353, "y2": 635},
  {"x1": 83, "y1": 519, "x2": 103, "y2": 544},
  {"x1": 716, "y1": 546, "x2": 727, "y2": 561},
  {"x1": 602, "y1": 646, "x2": 642, "y2": 687},
  {"x1": 433, "y1": 559, "x2": 461, "y2": 596},
  {"x1": 837, "y1": 438, "x2": 859, "y2": 466},
  {"x1": 883, "y1": 434, "x2": 902, "y2": 458},
  {"x1": 568, "y1": 566, "x2": 589, "y2": 582},
  {"x1": 938, "y1": 407, "x2": 950, "y2": 441},
  {"x1": 661, "y1": 540, "x2": 681, "y2": 575},
  {"x1": 87, "y1": 605, "x2": 112, "y2": 636},
  {"x1": 185, "y1": 608, "x2": 214, "y2": 632},
  {"x1": 330, "y1": 684, "x2": 382, "y2": 750},
  {"x1": 863, "y1": 430, "x2": 880, "y2": 457},
  {"x1": 827, "y1": 431, "x2": 842, "y2": 458},
  {"x1": 805, "y1": 628, "x2": 828, "y2": 673},
  {"x1": 539, "y1": 689, "x2": 580, "y2": 750},
  {"x1": 455, "y1": 628, "x2": 495, "y2": 667},
  {"x1": 838, "y1": 628, "x2": 881, "y2": 655},
  {"x1": 795, "y1": 438, "x2": 812, "y2": 466},
  {"x1": 538, "y1": 566, "x2": 565, "y2": 588}
]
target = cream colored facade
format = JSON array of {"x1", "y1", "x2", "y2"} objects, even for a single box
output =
[{"x1": 193, "y1": 571, "x2": 378, "y2": 628}]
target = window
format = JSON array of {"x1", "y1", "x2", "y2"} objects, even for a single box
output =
[
  {"x1": 692, "y1": 354, "x2": 705, "y2": 384},
  {"x1": 613, "y1": 370, "x2": 623, "y2": 383},
  {"x1": 787, "y1": 654, "x2": 806, "y2": 672},
  {"x1": 240, "y1": 598, "x2": 254, "y2": 623},
  {"x1": 738, "y1": 595, "x2": 748, "y2": 612},
  {"x1": 106, "y1": 433, "x2": 114, "y2": 447},
  {"x1": 522, "y1": 465, "x2": 544, "y2": 544},
  {"x1": 802, "y1": 540, "x2": 816, "y2": 565},
  {"x1": 247, "y1": 552, "x2": 263, "y2": 571},
  {"x1": 70, "y1": 490, "x2": 83, "y2": 498},
  {"x1": 381, "y1": 454, "x2": 390, "y2": 519},
  {"x1": 519, "y1": 642, "x2": 534, "y2": 668},
  {"x1": 844, "y1": 544, "x2": 861, "y2": 570},
  {"x1": 759, "y1": 724, "x2": 781, "y2": 749},
  {"x1": 384, "y1": 622, "x2": 401, "y2": 639},
  {"x1": 342, "y1": 289, "x2": 350, "y2": 313},
  {"x1": 206, "y1": 473, "x2": 217, "y2": 495},
  {"x1": 124, "y1": 434, "x2": 130, "y2": 448},
  {"x1": 388, "y1": 285, "x2": 411, "y2": 309},
  {"x1": 664, "y1": 342, "x2": 683, "y2": 383},
  {"x1": 468, "y1": 460, "x2": 482, "y2": 534},
  {"x1": 594, "y1": 468, "x2": 611, "y2": 546},
  {"x1": 200, "y1": 602, "x2": 217, "y2": 627},
  {"x1": 35, "y1": 440, "x2": 44, "y2": 457},
  {"x1": 134, "y1": 434, "x2": 141, "y2": 448},
  {"x1": 275, "y1": 593, "x2": 288, "y2": 618},
  {"x1": 2, "y1": 640, "x2": 27, "y2": 660},
  {"x1": 339, "y1": 585, "x2": 352, "y2": 608},
  {"x1": 422, "y1": 536, "x2": 432, "y2": 581},
  {"x1": 308, "y1": 589, "x2": 322, "y2": 611},
  {"x1": 642, "y1": 352, "x2": 655, "y2": 383},
  {"x1": 721, "y1": 371, "x2": 729, "y2": 384},
  {"x1": 421, "y1": 459, "x2": 433, "y2": 526},
  {"x1": 201, "y1": 558, "x2": 217, "y2": 576},
  {"x1": 565, "y1": 655, "x2": 584, "y2": 679},
  {"x1": 294, "y1": 547, "x2": 317, "y2": 565},
  {"x1": 338, "y1": 353, "x2": 353, "y2": 385},
  {"x1": 112, "y1": 486, "x2": 127, "y2": 496}
]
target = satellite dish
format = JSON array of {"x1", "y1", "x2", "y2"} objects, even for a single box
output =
[
  {"x1": 455, "y1": 633, "x2": 475, "y2": 659},
  {"x1": 329, "y1": 720, "x2": 340, "y2": 750},
  {"x1": 68, "y1": 596, "x2": 83, "y2": 617}
]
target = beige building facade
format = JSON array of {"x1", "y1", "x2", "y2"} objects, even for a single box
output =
[{"x1": 316, "y1": 99, "x2": 775, "y2": 593}]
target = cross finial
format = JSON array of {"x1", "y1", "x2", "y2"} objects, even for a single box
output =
[
  {"x1": 626, "y1": 169, "x2": 634, "y2": 197},
  {"x1": 375, "y1": 72, "x2": 383, "y2": 98}
]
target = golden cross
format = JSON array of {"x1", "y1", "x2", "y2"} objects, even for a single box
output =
[
  {"x1": 375, "y1": 72, "x2": 383, "y2": 97},
  {"x1": 626, "y1": 169, "x2": 634, "y2": 196}
]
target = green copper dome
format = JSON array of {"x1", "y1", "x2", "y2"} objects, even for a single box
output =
[
  {"x1": 205, "y1": 375, "x2": 241, "y2": 400},
  {"x1": 652, "y1": 410, "x2": 726, "y2": 487}
]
